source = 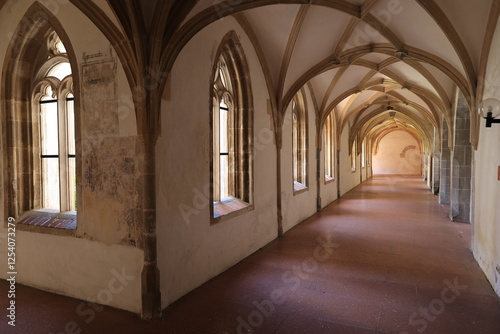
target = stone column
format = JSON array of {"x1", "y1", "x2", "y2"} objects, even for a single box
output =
[
  {"x1": 432, "y1": 128, "x2": 441, "y2": 195},
  {"x1": 439, "y1": 119, "x2": 451, "y2": 204},
  {"x1": 140, "y1": 134, "x2": 162, "y2": 320},
  {"x1": 449, "y1": 93, "x2": 472, "y2": 222}
]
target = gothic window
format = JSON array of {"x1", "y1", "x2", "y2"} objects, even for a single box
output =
[
  {"x1": 324, "y1": 112, "x2": 335, "y2": 182},
  {"x1": 213, "y1": 57, "x2": 233, "y2": 202},
  {"x1": 4, "y1": 27, "x2": 78, "y2": 231},
  {"x1": 211, "y1": 33, "x2": 253, "y2": 221},
  {"x1": 361, "y1": 139, "x2": 366, "y2": 168},
  {"x1": 292, "y1": 93, "x2": 308, "y2": 192},
  {"x1": 35, "y1": 61, "x2": 75, "y2": 212},
  {"x1": 351, "y1": 139, "x2": 357, "y2": 171}
]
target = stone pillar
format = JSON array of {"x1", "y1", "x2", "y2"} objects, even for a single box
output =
[
  {"x1": 432, "y1": 128, "x2": 441, "y2": 195},
  {"x1": 439, "y1": 120, "x2": 451, "y2": 204},
  {"x1": 423, "y1": 155, "x2": 428, "y2": 181},
  {"x1": 140, "y1": 135, "x2": 162, "y2": 320},
  {"x1": 449, "y1": 93, "x2": 472, "y2": 222}
]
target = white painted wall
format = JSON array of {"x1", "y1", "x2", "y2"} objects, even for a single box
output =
[
  {"x1": 472, "y1": 18, "x2": 500, "y2": 297},
  {"x1": 0, "y1": 0, "x2": 143, "y2": 313},
  {"x1": 17, "y1": 233, "x2": 142, "y2": 312},
  {"x1": 156, "y1": 17, "x2": 278, "y2": 307},
  {"x1": 372, "y1": 131, "x2": 422, "y2": 175},
  {"x1": 320, "y1": 153, "x2": 338, "y2": 208},
  {"x1": 473, "y1": 127, "x2": 500, "y2": 297},
  {"x1": 339, "y1": 128, "x2": 361, "y2": 196}
]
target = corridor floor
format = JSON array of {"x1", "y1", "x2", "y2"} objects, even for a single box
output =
[{"x1": 2, "y1": 176, "x2": 500, "y2": 333}]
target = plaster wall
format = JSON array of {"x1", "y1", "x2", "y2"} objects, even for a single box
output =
[
  {"x1": 472, "y1": 18, "x2": 500, "y2": 296},
  {"x1": 365, "y1": 164, "x2": 373, "y2": 181},
  {"x1": 339, "y1": 128, "x2": 361, "y2": 196},
  {"x1": 320, "y1": 154, "x2": 338, "y2": 208},
  {"x1": 15, "y1": 233, "x2": 142, "y2": 312},
  {"x1": 473, "y1": 126, "x2": 500, "y2": 297},
  {"x1": 372, "y1": 131, "x2": 422, "y2": 175},
  {"x1": 0, "y1": 0, "x2": 143, "y2": 313},
  {"x1": 156, "y1": 18, "x2": 278, "y2": 307},
  {"x1": 361, "y1": 166, "x2": 368, "y2": 182}
]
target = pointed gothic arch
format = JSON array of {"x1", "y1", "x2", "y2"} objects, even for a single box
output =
[{"x1": 210, "y1": 30, "x2": 254, "y2": 222}]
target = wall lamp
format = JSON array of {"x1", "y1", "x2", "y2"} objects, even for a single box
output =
[{"x1": 478, "y1": 98, "x2": 500, "y2": 127}]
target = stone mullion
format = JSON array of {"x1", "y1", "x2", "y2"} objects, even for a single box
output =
[{"x1": 57, "y1": 95, "x2": 70, "y2": 212}]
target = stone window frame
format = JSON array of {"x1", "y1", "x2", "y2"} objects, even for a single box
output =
[
  {"x1": 323, "y1": 112, "x2": 335, "y2": 183},
  {"x1": 351, "y1": 138, "x2": 357, "y2": 172},
  {"x1": 210, "y1": 31, "x2": 254, "y2": 224},
  {"x1": 2, "y1": 8, "x2": 81, "y2": 235},
  {"x1": 292, "y1": 90, "x2": 308, "y2": 194}
]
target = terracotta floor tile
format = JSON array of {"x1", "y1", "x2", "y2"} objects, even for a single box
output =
[
  {"x1": 274, "y1": 316, "x2": 381, "y2": 334},
  {"x1": 280, "y1": 289, "x2": 382, "y2": 329}
]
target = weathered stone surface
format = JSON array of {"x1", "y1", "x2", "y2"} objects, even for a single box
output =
[
  {"x1": 432, "y1": 127, "x2": 441, "y2": 194},
  {"x1": 81, "y1": 59, "x2": 119, "y2": 137},
  {"x1": 449, "y1": 93, "x2": 472, "y2": 223},
  {"x1": 81, "y1": 136, "x2": 142, "y2": 245},
  {"x1": 77, "y1": 58, "x2": 143, "y2": 246},
  {"x1": 440, "y1": 120, "x2": 451, "y2": 204}
]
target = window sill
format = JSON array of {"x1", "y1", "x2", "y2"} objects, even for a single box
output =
[
  {"x1": 293, "y1": 181, "x2": 308, "y2": 195},
  {"x1": 211, "y1": 197, "x2": 253, "y2": 225},
  {"x1": 324, "y1": 175, "x2": 335, "y2": 184},
  {"x1": 351, "y1": 169, "x2": 357, "y2": 173},
  {"x1": 16, "y1": 210, "x2": 77, "y2": 234}
]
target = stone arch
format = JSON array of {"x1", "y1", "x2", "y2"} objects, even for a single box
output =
[{"x1": 209, "y1": 30, "x2": 254, "y2": 214}]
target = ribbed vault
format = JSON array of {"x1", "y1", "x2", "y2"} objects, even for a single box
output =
[
  {"x1": 66, "y1": 0, "x2": 499, "y2": 152},
  {"x1": 4, "y1": 0, "x2": 497, "y2": 149},
  {"x1": 155, "y1": 0, "x2": 500, "y2": 151}
]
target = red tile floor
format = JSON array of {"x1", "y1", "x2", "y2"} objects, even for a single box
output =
[{"x1": 2, "y1": 176, "x2": 500, "y2": 333}]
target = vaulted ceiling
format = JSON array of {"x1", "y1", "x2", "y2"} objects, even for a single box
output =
[
  {"x1": 164, "y1": 0, "x2": 497, "y2": 151},
  {"x1": 10, "y1": 0, "x2": 498, "y2": 150}
]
